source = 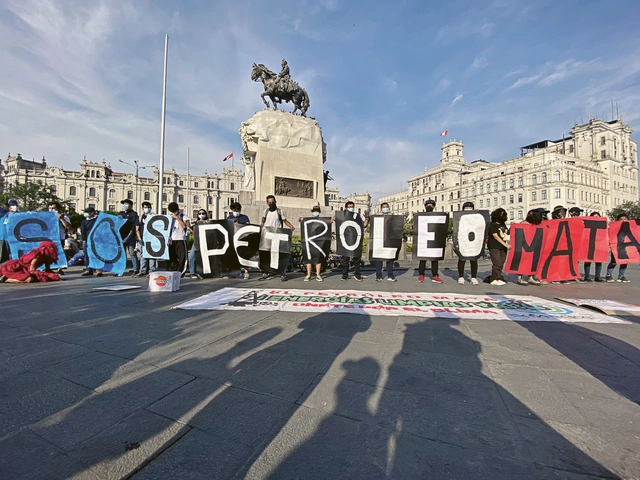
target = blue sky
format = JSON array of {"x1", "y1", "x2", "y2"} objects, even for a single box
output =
[{"x1": 1, "y1": 0, "x2": 639, "y2": 203}]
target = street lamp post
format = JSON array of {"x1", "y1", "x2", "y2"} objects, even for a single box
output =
[{"x1": 118, "y1": 159, "x2": 154, "y2": 207}]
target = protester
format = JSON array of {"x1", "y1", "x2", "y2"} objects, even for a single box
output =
[
  {"x1": 118, "y1": 199, "x2": 142, "y2": 277},
  {"x1": 535, "y1": 207, "x2": 550, "y2": 221},
  {"x1": 605, "y1": 212, "x2": 630, "y2": 283},
  {"x1": 301, "y1": 205, "x2": 324, "y2": 282},
  {"x1": 80, "y1": 207, "x2": 102, "y2": 276},
  {"x1": 1, "y1": 198, "x2": 20, "y2": 262},
  {"x1": 137, "y1": 201, "x2": 157, "y2": 277},
  {"x1": 582, "y1": 211, "x2": 605, "y2": 282},
  {"x1": 515, "y1": 209, "x2": 544, "y2": 285},
  {"x1": 48, "y1": 201, "x2": 71, "y2": 274},
  {"x1": 375, "y1": 202, "x2": 396, "y2": 282},
  {"x1": 551, "y1": 205, "x2": 567, "y2": 219},
  {"x1": 568, "y1": 207, "x2": 583, "y2": 218},
  {"x1": 0, "y1": 241, "x2": 62, "y2": 283},
  {"x1": 167, "y1": 202, "x2": 188, "y2": 273},
  {"x1": 336, "y1": 201, "x2": 369, "y2": 282},
  {"x1": 63, "y1": 238, "x2": 80, "y2": 261},
  {"x1": 226, "y1": 202, "x2": 251, "y2": 279},
  {"x1": 487, "y1": 207, "x2": 511, "y2": 286},
  {"x1": 418, "y1": 199, "x2": 443, "y2": 283},
  {"x1": 260, "y1": 195, "x2": 295, "y2": 281},
  {"x1": 187, "y1": 208, "x2": 209, "y2": 279},
  {"x1": 457, "y1": 201, "x2": 479, "y2": 285}
]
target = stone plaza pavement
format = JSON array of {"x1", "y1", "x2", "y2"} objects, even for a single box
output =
[{"x1": 1, "y1": 262, "x2": 640, "y2": 479}]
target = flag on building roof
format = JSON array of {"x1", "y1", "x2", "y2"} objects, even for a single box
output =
[
  {"x1": 223, "y1": 152, "x2": 233, "y2": 162},
  {"x1": 439, "y1": 131, "x2": 449, "y2": 136}
]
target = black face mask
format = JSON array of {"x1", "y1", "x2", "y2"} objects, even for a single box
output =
[
  {"x1": 425, "y1": 206, "x2": 434, "y2": 212},
  {"x1": 268, "y1": 203, "x2": 277, "y2": 212}
]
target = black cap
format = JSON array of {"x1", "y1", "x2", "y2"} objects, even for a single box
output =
[
  {"x1": 462, "y1": 201, "x2": 474, "y2": 209},
  {"x1": 141, "y1": 201, "x2": 152, "y2": 208},
  {"x1": 121, "y1": 199, "x2": 133, "y2": 206},
  {"x1": 535, "y1": 207, "x2": 550, "y2": 214},
  {"x1": 553, "y1": 205, "x2": 565, "y2": 211},
  {"x1": 311, "y1": 205, "x2": 321, "y2": 212},
  {"x1": 83, "y1": 206, "x2": 95, "y2": 213},
  {"x1": 568, "y1": 207, "x2": 583, "y2": 214},
  {"x1": 7, "y1": 198, "x2": 18, "y2": 207},
  {"x1": 425, "y1": 198, "x2": 436, "y2": 206}
]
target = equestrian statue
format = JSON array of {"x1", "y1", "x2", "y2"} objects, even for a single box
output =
[{"x1": 251, "y1": 59, "x2": 310, "y2": 117}]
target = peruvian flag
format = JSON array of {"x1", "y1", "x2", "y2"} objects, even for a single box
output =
[
  {"x1": 223, "y1": 152, "x2": 233, "y2": 162},
  {"x1": 439, "y1": 131, "x2": 449, "y2": 136}
]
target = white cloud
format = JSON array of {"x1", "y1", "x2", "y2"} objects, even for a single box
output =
[
  {"x1": 472, "y1": 56, "x2": 489, "y2": 68},
  {"x1": 451, "y1": 94, "x2": 463, "y2": 105},
  {"x1": 508, "y1": 59, "x2": 599, "y2": 90},
  {"x1": 436, "y1": 78, "x2": 451, "y2": 92}
]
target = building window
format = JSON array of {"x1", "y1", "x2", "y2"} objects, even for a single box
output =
[
  {"x1": 70, "y1": 186, "x2": 77, "y2": 196},
  {"x1": 554, "y1": 188, "x2": 561, "y2": 199},
  {"x1": 493, "y1": 182, "x2": 498, "y2": 192},
  {"x1": 162, "y1": 193, "x2": 167, "y2": 202},
  {"x1": 144, "y1": 191, "x2": 150, "y2": 201},
  {"x1": 600, "y1": 136, "x2": 606, "y2": 146},
  {"x1": 89, "y1": 203, "x2": 95, "y2": 209},
  {"x1": 193, "y1": 196, "x2": 199, "y2": 204},
  {"x1": 518, "y1": 177, "x2": 523, "y2": 187},
  {"x1": 178, "y1": 194, "x2": 184, "y2": 203},
  {"x1": 509, "y1": 178, "x2": 514, "y2": 188},
  {"x1": 509, "y1": 211, "x2": 514, "y2": 220},
  {"x1": 230, "y1": 182, "x2": 235, "y2": 191},
  {"x1": 531, "y1": 174, "x2": 537, "y2": 185},
  {"x1": 479, "y1": 200, "x2": 483, "y2": 207},
  {"x1": 553, "y1": 170, "x2": 560, "y2": 182},
  {"x1": 479, "y1": 185, "x2": 484, "y2": 194},
  {"x1": 108, "y1": 189, "x2": 116, "y2": 199},
  {"x1": 532, "y1": 191, "x2": 537, "y2": 201},
  {"x1": 90, "y1": 170, "x2": 95, "y2": 178},
  {"x1": 600, "y1": 150, "x2": 606, "y2": 159},
  {"x1": 178, "y1": 180, "x2": 183, "y2": 186},
  {"x1": 68, "y1": 202, "x2": 76, "y2": 212},
  {"x1": 518, "y1": 193, "x2": 523, "y2": 202},
  {"x1": 50, "y1": 185, "x2": 57, "y2": 194},
  {"x1": 518, "y1": 210, "x2": 523, "y2": 220},
  {"x1": 541, "y1": 172, "x2": 547, "y2": 183},
  {"x1": 509, "y1": 195, "x2": 514, "y2": 204},
  {"x1": 209, "y1": 196, "x2": 213, "y2": 204},
  {"x1": 541, "y1": 189, "x2": 547, "y2": 200},
  {"x1": 194, "y1": 182, "x2": 199, "y2": 188},
  {"x1": 89, "y1": 187, "x2": 96, "y2": 197},
  {"x1": 501, "y1": 180, "x2": 506, "y2": 190},
  {"x1": 108, "y1": 204, "x2": 115, "y2": 211},
  {"x1": 569, "y1": 145, "x2": 574, "y2": 153},
  {"x1": 127, "y1": 190, "x2": 133, "y2": 200},
  {"x1": 493, "y1": 197, "x2": 497, "y2": 206}
]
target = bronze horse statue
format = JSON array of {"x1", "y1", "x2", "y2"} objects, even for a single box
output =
[{"x1": 251, "y1": 63, "x2": 310, "y2": 117}]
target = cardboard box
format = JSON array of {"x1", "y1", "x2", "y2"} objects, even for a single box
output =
[{"x1": 148, "y1": 271, "x2": 181, "y2": 292}]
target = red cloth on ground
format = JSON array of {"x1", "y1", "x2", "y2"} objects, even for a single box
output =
[{"x1": 0, "y1": 241, "x2": 62, "y2": 282}]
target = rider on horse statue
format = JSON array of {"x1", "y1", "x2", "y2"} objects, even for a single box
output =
[{"x1": 278, "y1": 59, "x2": 293, "y2": 94}]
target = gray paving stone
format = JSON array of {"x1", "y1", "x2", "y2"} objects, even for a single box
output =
[
  {"x1": 244, "y1": 359, "x2": 322, "y2": 401},
  {"x1": 0, "y1": 342, "x2": 90, "y2": 381},
  {"x1": 134, "y1": 428, "x2": 253, "y2": 480},
  {"x1": 68, "y1": 409, "x2": 191, "y2": 479},
  {"x1": 564, "y1": 392, "x2": 640, "y2": 433},
  {"x1": 147, "y1": 379, "x2": 294, "y2": 447}
]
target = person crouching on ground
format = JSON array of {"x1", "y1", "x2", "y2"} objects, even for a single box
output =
[
  {"x1": 487, "y1": 208, "x2": 511, "y2": 286},
  {"x1": 0, "y1": 241, "x2": 62, "y2": 283}
]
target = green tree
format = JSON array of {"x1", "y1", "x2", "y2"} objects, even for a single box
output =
[
  {"x1": 0, "y1": 180, "x2": 67, "y2": 212},
  {"x1": 609, "y1": 201, "x2": 640, "y2": 220}
]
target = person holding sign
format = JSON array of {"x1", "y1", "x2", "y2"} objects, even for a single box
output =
[
  {"x1": 582, "y1": 211, "x2": 605, "y2": 282},
  {"x1": 47, "y1": 201, "x2": 71, "y2": 275},
  {"x1": 456, "y1": 201, "x2": 480, "y2": 285},
  {"x1": 336, "y1": 201, "x2": 369, "y2": 281},
  {"x1": 487, "y1": 208, "x2": 511, "y2": 286},
  {"x1": 137, "y1": 201, "x2": 157, "y2": 277},
  {"x1": 260, "y1": 195, "x2": 295, "y2": 281},
  {"x1": 418, "y1": 199, "x2": 444, "y2": 284},
  {"x1": 80, "y1": 207, "x2": 103, "y2": 277},
  {"x1": 374, "y1": 202, "x2": 397, "y2": 282},
  {"x1": 606, "y1": 212, "x2": 630, "y2": 283},
  {"x1": 167, "y1": 202, "x2": 188, "y2": 273},
  {"x1": 118, "y1": 199, "x2": 142, "y2": 277},
  {"x1": 187, "y1": 209, "x2": 209, "y2": 279},
  {"x1": 226, "y1": 202, "x2": 251, "y2": 280},
  {"x1": 300, "y1": 205, "x2": 325, "y2": 282},
  {"x1": 515, "y1": 209, "x2": 544, "y2": 286}
]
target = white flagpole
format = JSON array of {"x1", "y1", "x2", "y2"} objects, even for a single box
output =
[
  {"x1": 186, "y1": 147, "x2": 190, "y2": 218},
  {"x1": 158, "y1": 34, "x2": 168, "y2": 212}
]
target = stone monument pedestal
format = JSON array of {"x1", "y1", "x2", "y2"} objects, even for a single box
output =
[{"x1": 239, "y1": 110, "x2": 327, "y2": 224}]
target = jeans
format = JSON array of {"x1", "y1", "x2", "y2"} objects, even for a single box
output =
[
  {"x1": 127, "y1": 244, "x2": 140, "y2": 273},
  {"x1": 584, "y1": 262, "x2": 602, "y2": 278},
  {"x1": 189, "y1": 247, "x2": 197, "y2": 275},
  {"x1": 341, "y1": 256, "x2": 361, "y2": 278},
  {"x1": 140, "y1": 256, "x2": 157, "y2": 274},
  {"x1": 457, "y1": 259, "x2": 478, "y2": 278},
  {"x1": 489, "y1": 249, "x2": 507, "y2": 281},
  {"x1": 375, "y1": 260, "x2": 394, "y2": 279},
  {"x1": 418, "y1": 260, "x2": 438, "y2": 277},
  {"x1": 606, "y1": 253, "x2": 627, "y2": 279}
]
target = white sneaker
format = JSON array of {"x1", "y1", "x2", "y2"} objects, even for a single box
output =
[
  {"x1": 304, "y1": 275, "x2": 311, "y2": 282},
  {"x1": 458, "y1": 277, "x2": 465, "y2": 285},
  {"x1": 471, "y1": 278, "x2": 479, "y2": 285},
  {"x1": 243, "y1": 272, "x2": 250, "y2": 280},
  {"x1": 490, "y1": 279, "x2": 506, "y2": 286}
]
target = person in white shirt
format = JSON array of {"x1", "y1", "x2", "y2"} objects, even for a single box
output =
[
  {"x1": 259, "y1": 195, "x2": 295, "y2": 281},
  {"x1": 167, "y1": 202, "x2": 187, "y2": 272}
]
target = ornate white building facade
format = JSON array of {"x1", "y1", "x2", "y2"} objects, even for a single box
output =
[
  {"x1": 377, "y1": 118, "x2": 638, "y2": 221},
  {"x1": 326, "y1": 187, "x2": 372, "y2": 215},
  {"x1": 0, "y1": 155, "x2": 244, "y2": 220}
]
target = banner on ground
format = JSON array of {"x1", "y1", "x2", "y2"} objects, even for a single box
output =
[
  {"x1": 300, "y1": 217, "x2": 332, "y2": 263},
  {"x1": 5, "y1": 212, "x2": 67, "y2": 269},
  {"x1": 413, "y1": 212, "x2": 449, "y2": 260},
  {"x1": 335, "y1": 211, "x2": 364, "y2": 258},
  {"x1": 86, "y1": 212, "x2": 127, "y2": 274},
  {"x1": 142, "y1": 214, "x2": 172, "y2": 260},
  {"x1": 174, "y1": 288, "x2": 628, "y2": 324},
  {"x1": 452, "y1": 210, "x2": 490, "y2": 261},
  {"x1": 369, "y1": 215, "x2": 404, "y2": 261}
]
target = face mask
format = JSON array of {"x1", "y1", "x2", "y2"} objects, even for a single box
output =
[
  {"x1": 347, "y1": 207, "x2": 354, "y2": 213},
  {"x1": 9, "y1": 206, "x2": 18, "y2": 212},
  {"x1": 268, "y1": 203, "x2": 277, "y2": 211},
  {"x1": 425, "y1": 206, "x2": 434, "y2": 212},
  {"x1": 312, "y1": 211, "x2": 320, "y2": 217},
  {"x1": 143, "y1": 208, "x2": 151, "y2": 214},
  {"x1": 382, "y1": 208, "x2": 390, "y2": 214},
  {"x1": 198, "y1": 214, "x2": 206, "y2": 219},
  {"x1": 232, "y1": 211, "x2": 240, "y2": 217},
  {"x1": 49, "y1": 208, "x2": 57, "y2": 214},
  {"x1": 83, "y1": 213, "x2": 90, "y2": 218},
  {"x1": 122, "y1": 204, "x2": 130, "y2": 211}
]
